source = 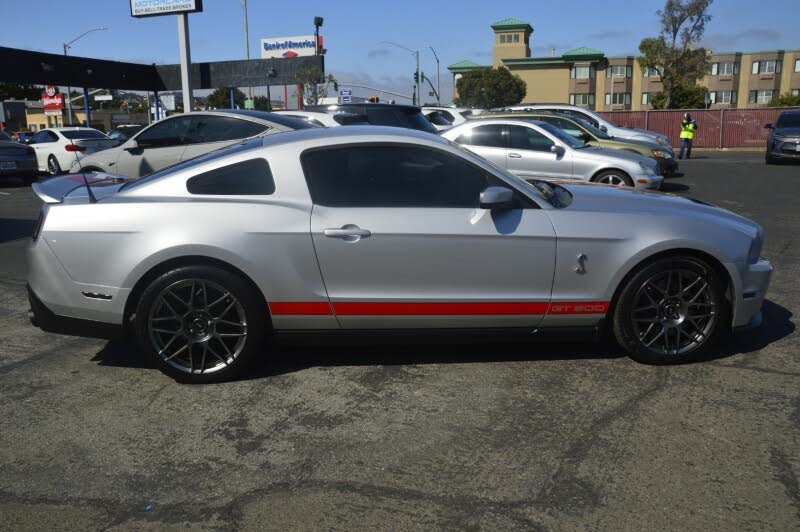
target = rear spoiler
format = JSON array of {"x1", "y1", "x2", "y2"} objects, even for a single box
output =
[{"x1": 32, "y1": 173, "x2": 129, "y2": 204}]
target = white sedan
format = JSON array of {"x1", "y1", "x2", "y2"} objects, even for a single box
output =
[
  {"x1": 26, "y1": 127, "x2": 117, "y2": 175},
  {"x1": 273, "y1": 110, "x2": 368, "y2": 128}
]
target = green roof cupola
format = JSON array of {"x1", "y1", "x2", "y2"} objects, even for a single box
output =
[{"x1": 492, "y1": 17, "x2": 533, "y2": 66}]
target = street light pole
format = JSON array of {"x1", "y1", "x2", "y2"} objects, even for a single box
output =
[
  {"x1": 378, "y1": 41, "x2": 420, "y2": 106},
  {"x1": 62, "y1": 26, "x2": 107, "y2": 125},
  {"x1": 428, "y1": 45, "x2": 440, "y2": 105},
  {"x1": 241, "y1": 0, "x2": 252, "y2": 100}
]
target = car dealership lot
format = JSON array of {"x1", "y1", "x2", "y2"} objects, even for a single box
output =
[{"x1": 0, "y1": 152, "x2": 798, "y2": 530}]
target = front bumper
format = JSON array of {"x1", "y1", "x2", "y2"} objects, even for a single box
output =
[
  {"x1": 27, "y1": 284, "x2": 124, "y2": 340},
  {"x1": 657, "y1": 157, "x2": 679, "y2": 176},
  {"x1": 732, "y1": 259, "x2": 773, "y2": 328},
  {"x1": 632, "y1": 172, "x2": 663, "y2": 190},
  {"x1": 768, "y1": 137, "x2": 800, "y2": 159}
]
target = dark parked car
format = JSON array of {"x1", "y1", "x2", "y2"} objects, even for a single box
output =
[
  {"x1": 765, "y1": 110, "x2": 800, "y2": 164},
  {"x1": 0, "y1": 131, "x2": 37, "y2": 184},
  {"x1": 305, "y1": 103, "x2": 437, "y2": 133}
]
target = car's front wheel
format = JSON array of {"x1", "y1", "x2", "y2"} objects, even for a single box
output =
[
  {"x1": 592, "y1": 170, "x2": 634, "y2": 187},
  {"x1": 134, "y1": 265, "x2": 268, "y2": 383},
  {"x1": 612, "y1": 256, "x2": 730, "y2": 364}
]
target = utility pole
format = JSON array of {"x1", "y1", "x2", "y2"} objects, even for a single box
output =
[
  {"x1": 378, "y1": 41, "x2": 420, "y2": 106},
  {"x1": 428, "y1": 45, "x2": 440, "y2": 105},
  {"x1": 177, "y1": 13, "x2": 194, "y2": 112},
  {"x1": 62, "y1": 27, "x2": 107, "y2": 125}
]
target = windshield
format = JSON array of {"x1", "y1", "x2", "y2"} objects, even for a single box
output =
[
  {"x1": 120, "y1": 137, "x2": 264, "y2": 190},
  {"x1": 574, "y1": 117, "x2": 613, "y2": 139},
  {"x1": 537, "y1": 122, "x2": 587, "y2": 148},
  {"x1": 776, "y1": 113, "x2": 800, "y2": 128},
  {"x1": 61, "y1": 129, "x2": 109, "y2": 140}
]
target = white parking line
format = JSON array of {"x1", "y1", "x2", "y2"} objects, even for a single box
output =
[{"x1": 0, "y1": 191, "x2": 10, "y2": 196}]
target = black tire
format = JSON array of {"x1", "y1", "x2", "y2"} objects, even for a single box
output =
[
  {"x1": 612, "y1": 256, "x2": 731, "y2": 365},
  {"x1": 134, "y1": 265, "x2": 268, "y2": 383},
  {"x1": 592, "y1": 169, "x2": 634, "y2": 187},
  {"x1": 47, "y1": 155, "x2": 62, "y2": 176}
]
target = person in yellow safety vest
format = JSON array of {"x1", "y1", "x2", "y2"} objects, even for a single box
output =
[{"x1": 678, "y1": 112, "x2": 698, "y2": 159}]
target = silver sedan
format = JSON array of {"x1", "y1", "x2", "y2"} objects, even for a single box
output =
[
  {"x1": 28, "y1": 126, "x2": 771, "y2": 383},
  {"x1": 441, "y1": 119, "x2": 663, "y2": 189}
]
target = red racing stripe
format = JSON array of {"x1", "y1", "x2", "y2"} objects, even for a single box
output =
[
  {"x1": 332, "y1": 302, "x2": 549, "y2": 315},
  {"x1": 269, "y1": 302, "x2": 333, "y2": 315}
]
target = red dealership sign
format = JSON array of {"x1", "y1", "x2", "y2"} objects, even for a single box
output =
[{"x1": 42, "y1": 85, "x2": 64, "y2": 116}]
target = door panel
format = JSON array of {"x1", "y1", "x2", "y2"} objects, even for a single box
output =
[
  {"x1": 116, "y1": 116, "x2": 194, "y2": 178},
  {"x1": 506, "y1": 125, "x2": 573, "y2": 180}
]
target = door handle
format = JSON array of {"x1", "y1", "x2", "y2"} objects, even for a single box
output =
[
  {"x1": 323, "y1": 225, "x2": 371, "y2": 242},
  {"x1": 508, "y1": 152, "x2": 522, "y2": 158}
]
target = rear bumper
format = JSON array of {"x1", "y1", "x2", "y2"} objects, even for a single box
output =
[
  {"x1": 0, "y1": 160, "x2": 37, "y2": 178},
  {"x1": 27, "y1": 284, "x2": 124, "y2": 340}
]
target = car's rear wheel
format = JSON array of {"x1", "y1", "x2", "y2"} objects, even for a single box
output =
[
  {"x1": 134, "y1": 265, "x2": 268, "y2": 383},
  {"x1": 47, "y1": 155, "x2": 62, "y2": 176},
  {"x1": 612, "y1": 256, "x2": 730, "y2": 364},
  {"x1": 592, "y1": 170, "x2": 634, "y2": 187}
]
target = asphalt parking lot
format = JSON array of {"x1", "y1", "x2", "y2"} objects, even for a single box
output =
[{"x1": 0, "y1": 152, "x2": 798, "y2": 530}]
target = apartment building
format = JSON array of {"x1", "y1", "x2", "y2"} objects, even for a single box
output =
[{"x1": 448, "y1": 18, "x2": 800, "y2": 110}]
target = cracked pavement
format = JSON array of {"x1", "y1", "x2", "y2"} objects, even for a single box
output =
[{"x1": 0, "y1": 152, "x2": 798, "y2": 530}]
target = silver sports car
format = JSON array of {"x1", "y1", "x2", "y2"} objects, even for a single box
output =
[{"x1": 28, "y1": 126, "x2": 772, "y2": 383}]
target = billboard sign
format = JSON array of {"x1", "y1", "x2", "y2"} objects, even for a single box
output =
[
  {"x1": 261, "y1": 35, "x2": 320, "y2": 59},
  {"x1": 339, "y1": 88, "x2": 352, "y2": 103},
  {"x1": 130, "y1": 0, "x2": 203, "y2": 18},
  {"x1": 42, "y1": 85, "x2": 64, "y2": 116}
]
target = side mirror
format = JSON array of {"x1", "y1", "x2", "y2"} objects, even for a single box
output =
[
  {"x1": 479, "y1": 186, "x2": 514, "y2": 210},
  {"x1": 124, "y1": 139, "x2": 140, "y2": 150},
  {"x1": 599, "y1": 125, "x2": 608, "y2": 132},
  {"x1": 550, "y1": 145, "x2": 566, "y2": 156},
  {"x1": 764, "y1": 123, "x2": 774, "y2": 130},
  {"x1": 580, "y1": 132, "x2": 592, "y2": 142}
]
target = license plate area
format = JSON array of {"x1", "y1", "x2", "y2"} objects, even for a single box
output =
[{"x1": 0, "y1": 162, "x2": 17, "y2": 170}]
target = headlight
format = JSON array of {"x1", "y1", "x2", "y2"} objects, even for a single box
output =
[
  {"x1": 655, "y1": 137, "x2": 667, "y2": 146},
  {"x1": 639, "y1": 161, "x2": 656, "y2": 175},
  {"x1": 651, "y1": 149, "x2": 672, "y2": 159},
  {"x1": 748, "y1": 227, "x2": 764, "y2": 264}
]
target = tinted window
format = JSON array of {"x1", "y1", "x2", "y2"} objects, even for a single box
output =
[
  {"x1": 536, "y1": 116, "x2": 584, "y2": 138},
  {"x1": 508, "y1": 125, "x2": 555, "y2": 152},
  {"x1": 136, "y1": 116, "x2": 194, "y2": 148},
  {"x1": 185, "y1": 116, "x2": 268, "y2": 144},
  {"x1": 538, "y1": 122, "x2": 586, "y2": 148},
  {"x1": 186, "y1": 158, "x2": 275, "y2": 195},
  {"x1": 455, "y1": 124, "x2": 506, "y2": 148},
  {"x1": 427, "y1": 112, "x2": 452, "y2": 126},
  {"x1": 776, "y1": 113, "x2": 800, "y2": 128},
  {"x1": 0, "y1": 131, "x2": 11, "y2": 141},
  {"x1": 60, "y1": 129, "x2": 109, "y2": 140},
  {"x1": 562, "y1": 109, "x2": 599, "y2": 128},
  {"x1": 302, "y1": 145, "x2": 514, "y2": 208},
  {"x1": 30, "y1": 131, "x2": 58, "y2": 144}
]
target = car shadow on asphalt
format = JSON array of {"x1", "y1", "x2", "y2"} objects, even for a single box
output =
[
  {"x1": 90, "y1": 299, "x2": 794, "y2": 379},
  {"x1": 0, "y1": 218, "x2": 36, "y2": 244},
  {"x1": 660, "y1": 183, "x2": 690, "y2": 192}
]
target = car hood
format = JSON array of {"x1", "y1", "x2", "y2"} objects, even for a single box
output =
[
  {"x1": 559, "y1": 181, "x2": 759, "y2": 237},
  {"x1": 618, "y1": 126, "x2": 669, "y2": 142},
  {"x1": 577, "y1": 145, "x2": 654, "y2": 166},
  {"x1": 774, "y1": 126, "x2": 800, "y2": 138}
]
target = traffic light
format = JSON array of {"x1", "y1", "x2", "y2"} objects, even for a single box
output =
[
  {"x1": 413, "y1": 71, "x2": 419, "y2": 83},
  {"x1": 368, "y1": 96, "x2": 380, "y2": 103}
]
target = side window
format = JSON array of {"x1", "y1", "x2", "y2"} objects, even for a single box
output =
[
  {"x1": 427, "y1": 112, "x2": 452, "y2": 126},
  {"x1": 508, "y1": 126, "x2": 555, "y2": 152},
  {"x1": 186, "y1": 158, "x2": 275, "y2": 195},
  {"x1": 570, "y1": 110, "x2": 599, "y2": 128},
  {"x1": 30, "y1": 131, "x2": 57, "y2": 144},
  {"x1": 455, "y1": 124, "x2": 506, "y2": 148},
  {"x1": 539, "y1": 117, "x2": 583, "y2": 138},
  {"x1": 136, "y1": 117, "x2": 193, "y2": 148},
  {"x1": 301, "y1": 145, "x2": 521, "y2": 208},
  {"x1": 186, "y1": 116, "x2": 269, "y2": 144}
]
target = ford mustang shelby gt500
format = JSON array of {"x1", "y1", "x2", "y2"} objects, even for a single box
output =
[{"x1": 28, "y1": 127, "x2": 772, "y2": 382}]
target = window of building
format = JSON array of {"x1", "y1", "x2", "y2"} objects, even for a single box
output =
[
  {"x1": 708, "y1": 91, "x2": 736, "y2": 104},
  {"x1": 791, "y1": 89, "x2": 799, "y2": 97},
  {"x1": 186, "y1": 158, "x2": 275, "y2": 196},
  {"x1": 301, "y1": 145, "x2": 512, "y2": 208},
  {"x1": 752, "y1": 60, "x2": 781, "y2": 74},
  {"x1": 795, "y1": 59, "x2": 800, "y2": 72},
  {"x1": 569, "y1": 93, "x2": 594, "y2": 106},
  {"x1": 607, "y1": 65, "x2": 632, "y2": 78},
  {"x1": 499, "y1": 34, "x2": 506, "y2": 44},
  {"x1": 749, "y1": 89, "x2": 774, "y2": 104},
  {"x1": 513, "y1": 34, "x2": 520, "y2": 43},
  {"x1": 570, "y1": 66, "x2": 595, "y2": 79},
  {"x1": 642, "y1": 92, "x2": 651, "y2": 105},
  {"x1": 642, "y1": 67, "x2": 661, "y2": 77},
  {"x1": 712, "y1": 61, "x2": 738, "y2": 75},
  {"x1": 605, "y1": 92, "x2": 631, "y2": 105}
]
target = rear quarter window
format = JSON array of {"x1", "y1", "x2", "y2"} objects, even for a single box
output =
[{"x1": 186, "y1": 158, "x2": 275, "y2": 195}]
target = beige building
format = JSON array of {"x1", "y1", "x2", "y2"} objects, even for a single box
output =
[
  {"x1": 24, "y1": 108, "x2": 149, "y2": 132},
  {"x1": 449, "y1": 17, "x2": 800, "y2": 110}
]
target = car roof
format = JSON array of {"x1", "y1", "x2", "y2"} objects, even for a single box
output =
[
  {"x1": 260, "y1": 125, "x2": 447, "y2": 148},
  {"x1": 307, "y1": 103, "x2": 422, "y2": 112},
  {"x1": 45, "y1": 127, "x2": 100, "y2": 131},
  {"x1": 157, "y1": 109, "x2": 315, "y2": 129}
]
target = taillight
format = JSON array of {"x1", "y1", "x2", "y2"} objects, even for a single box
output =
[
  {"x1": 65, "y1": 144, "x2": 86, "y2": 152},
  {"x1": 25, "y1": 147, "x2": 35, "y2": 156}
]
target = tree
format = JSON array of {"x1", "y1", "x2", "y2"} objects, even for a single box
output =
[
  {"x1": 768, "y1": 92, "x2": 800, "y2": 107},
  {"x1": 650, "y1": 82, "x2": 707, "y2": 109},
  {"x1": 206, "y1": 88, "x2": 247, "y2": 110},
  {"x1": 294, "y1": 67, "x2": 338, "y2": 106},
  {"x1": 638, "y1": 0, "x2": 713, "y2": 109},
  {"x1": 0, "y1": 82, "x2": 41, "y2": 101},
  {"x1": 454, "y1": 67, "x2": 526, "y2": 109},
  {"x1": 253, "y1": 95, "x2": 272, "y2": 111}
]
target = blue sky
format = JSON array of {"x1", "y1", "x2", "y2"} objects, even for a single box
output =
[{"x1": 1, "y1": 0, "x2": 797, "y2": 103}]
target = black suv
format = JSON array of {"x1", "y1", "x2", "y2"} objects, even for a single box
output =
[
  {"x1": 305, "y1": 103, "x2": 437, "y2": 134},
  {"x1": 765, "y1": 110, "x2": 800, "y2": 164}
]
